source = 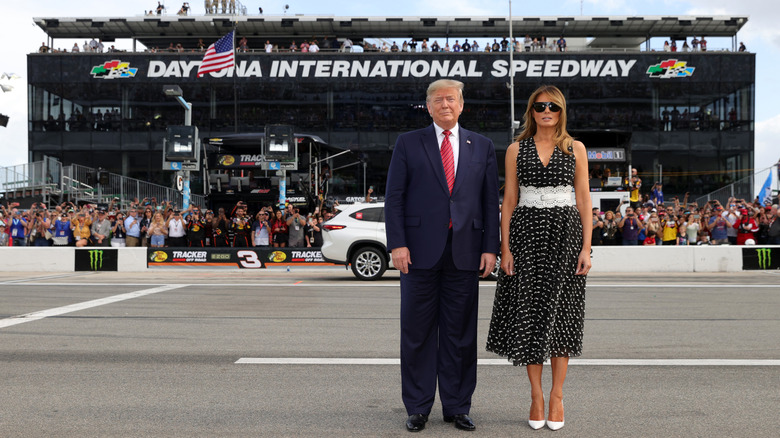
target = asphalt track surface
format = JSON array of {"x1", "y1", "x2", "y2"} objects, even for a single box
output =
[{"x1": 1, "y1": 268, "x2": 779, "y2": 437}]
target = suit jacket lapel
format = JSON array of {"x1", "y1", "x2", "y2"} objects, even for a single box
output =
[
  {"x1": 422, "y1": 125, "x2": 450, "y2": 195},
  {"x1": 452, "y1": 128, "x2": 473, "y2": 196}
]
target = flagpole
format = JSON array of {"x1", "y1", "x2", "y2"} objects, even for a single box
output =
[{"x1": 233, "y1": 25, "x2": 238, "y2": 133}]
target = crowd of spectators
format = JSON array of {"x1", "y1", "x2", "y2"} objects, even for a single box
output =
[
  {"x1": 590, "y1": 194, "x2": 780, "y2": 246},
  {"x1": 202, "y1": 0, "x2": 237, "y2": 15},
  {"x1": 0, "y1": 198, "x2": 339, "y2": 248},
  {"x1": 36, "y1": 32, "x2": 749, "y2": 55},
  {"x1": 662, "y1": 36, "x2": 709, "y2": 53},
  {"x1": 268, "y1": 35, "x2": 567, "y2": 54},
  {"x1": 2, "y1": 188, "x2": 778, "y2": 248},
  {"x1": 38, "y1": 38, "x2": 125, "y2": 54},
  {"x1": 659, "y1": 36, "x2": 749, "y2": 53}
]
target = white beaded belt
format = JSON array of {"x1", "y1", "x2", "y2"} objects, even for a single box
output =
[{"x1": 517, "y1": 185, "x2": 574, "y2": 208}]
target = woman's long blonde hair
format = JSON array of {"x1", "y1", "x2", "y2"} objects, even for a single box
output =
[{"x1": 515, "y1": 85, "x2": 574, "y2": 155}]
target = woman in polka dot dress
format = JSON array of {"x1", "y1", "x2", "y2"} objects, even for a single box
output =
[{"x1": 487, "y1": 85, "x2": 592, "y2": 431}]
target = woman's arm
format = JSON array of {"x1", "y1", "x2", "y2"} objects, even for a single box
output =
[
  {"x1": 572, "y1": 141, "x2": 593, "y2": 275},
  {"x1": 499, "y1": 143, "x2": 519, "y2": 275}
]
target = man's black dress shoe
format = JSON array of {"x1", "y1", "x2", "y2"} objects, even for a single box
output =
[
  {"x1": 406, "y1": 414, "x2": 428, "y2": 432},
  {"x1": 444, "y1": 414, "x2": 476, "y2": 431}
]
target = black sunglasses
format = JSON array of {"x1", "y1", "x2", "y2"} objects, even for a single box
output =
[{"x1": 532, "y1": 102, "x2": 562, "y2": 113}]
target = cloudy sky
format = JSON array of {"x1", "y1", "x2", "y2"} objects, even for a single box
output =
[{"x1": 1, "y1": 0, "x2": 778, "y2": 174}]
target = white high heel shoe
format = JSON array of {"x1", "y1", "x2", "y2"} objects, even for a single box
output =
[
  {"x1": 529, "y1": 398, "x2": 545, "y2": 430},
  {"x1": 546, "y1": 401, "x2": 564, "y2": 431},
  {"x1": 546, "y1": 418, "x2": 564, "y2": 431}
]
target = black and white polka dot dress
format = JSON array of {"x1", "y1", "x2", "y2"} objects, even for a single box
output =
[{"x1": 486, "y1": 137, "x2": 587, "y2": 366}]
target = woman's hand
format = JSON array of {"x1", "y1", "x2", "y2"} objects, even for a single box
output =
[
  {"x1": 575, "y1": 249, "x2": 592, "y2": 276},
  {"x1": 501, "y1": 250, "x2": 515, "y2": 276}
]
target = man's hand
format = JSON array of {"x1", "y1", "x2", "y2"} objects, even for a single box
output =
[
  {"x1": 391, "y1": 247, "x2": 412, "y2": 274},
  {"x1": 479, "y1": 253, "x2": 497, "y2": 278}
]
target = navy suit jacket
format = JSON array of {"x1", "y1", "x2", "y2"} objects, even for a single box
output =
[{"x1": 385, "y1": 125, "x2": 500, "y2": 271}]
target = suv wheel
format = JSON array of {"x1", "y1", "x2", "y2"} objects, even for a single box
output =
[{"x1": 350, "y1": 247, "x2": 387, "y2": 281}]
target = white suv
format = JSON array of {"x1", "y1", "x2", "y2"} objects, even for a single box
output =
[
  {"x1": 321, "y1": 202, "x2": 389, "y2": 281},
  {"x1": 320, "y1": 201, "x2": 501, "y2": 281}
]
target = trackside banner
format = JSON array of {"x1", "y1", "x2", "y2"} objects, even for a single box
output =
[
  {"x1": 742, "y1": 247, "x2": 780, "y2": 270},
  {"x1": 147, "y1": 247, "x2": 331, "y2": 268},
  {"x1": 75, "y1": 248, "x2": 119, "y2": 271}
]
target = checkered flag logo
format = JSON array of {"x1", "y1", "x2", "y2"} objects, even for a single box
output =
[
  {"x1": 90, "y1": 60, "x2": 138, "y2": 79},
  {"x1": 646, "y1": 59, "x2": 695, "y2": 78}
]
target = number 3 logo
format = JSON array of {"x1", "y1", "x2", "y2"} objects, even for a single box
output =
[{"x1": 237, "y1": 250, "x2": 264, "y2": 269}]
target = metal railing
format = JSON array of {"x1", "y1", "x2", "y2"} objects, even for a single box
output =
[
  {"x1": 62, "y1": 164, "x2": 205, "y2": 208},
  {"x1": 2, "y1": 159, "x2": 204, "y2": 209},
  {"x1": 34, "y1": 46, "x2": 747, "y2": 55},
  {"x1": 155, "y1": 0, "x2": 248, "y2": 16},
  {"x1": 0, "y1": 161, "x2": 54, "y2": 191},
  {"x1": 695, "y1": 165, "x2": 777, "y2": 206}
]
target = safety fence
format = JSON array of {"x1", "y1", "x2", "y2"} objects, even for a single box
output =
[
  {"x1": 1, "y1": 158, "x2": 204, "y2": 208},
  {"x1": 695, "y1": 165, "x2": 777, "y2": 206}
]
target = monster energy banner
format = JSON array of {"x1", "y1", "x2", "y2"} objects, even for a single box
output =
[
  {"x1": 742, "y1": 247, "x2": 780, "y2": 270},
  {"x1": 75, "y1": 248, "x2": 119, "y2": 271}
]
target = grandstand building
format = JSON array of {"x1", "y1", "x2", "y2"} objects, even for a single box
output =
[{"x1": 29, "y1": 14, "x2": 753, "y2": 198}]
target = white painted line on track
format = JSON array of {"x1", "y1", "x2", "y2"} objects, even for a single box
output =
[
  {"x1": 3, "y1": 282, "x2": 779, "y2": 288},
  {"x1": 0, "y1": 284, "x2": 188, "y2": 329},
  {"x1": 235, "y1": 358, "x2": 780, "y2": 366},
  {"x1": 585, "y1": 284, "x2": 780, "y2": 289},
  {"x1": 0, "y1": 272, "x2": 96, "y2": 285}
]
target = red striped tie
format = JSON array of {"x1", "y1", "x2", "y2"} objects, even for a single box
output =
[{"x1": 441, "y1": 130, "x2": 455, "y2": 194}]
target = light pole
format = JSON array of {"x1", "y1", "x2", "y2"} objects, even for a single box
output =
[
  {"x1": 164, "y1": 85, "x2": 192, "y2": 126},
  {"x1": 508, "y1": 1, "x2": 519, "y2": 139},
  {"x1": 163, "y1": 85, "x2": 195, "y2": 210}
]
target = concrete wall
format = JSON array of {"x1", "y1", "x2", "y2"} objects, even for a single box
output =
[
  {"x1": 117, "y1": 248, "x2": 149, "y2": 272},
  {"x1": 590, "y1": 245, "x2": 747, "y2": 273},
  {"x1": 1, "y1": 247, "x2": 76, "y2": 272},
  {"x1": 0, "y1": 246, "x2": 777, "y2": 273}
]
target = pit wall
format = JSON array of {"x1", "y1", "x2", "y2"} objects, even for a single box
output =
[
  {"x1": 0, "y1": 247, "x2": 148, "y2": 272},
  {"x1": 2, "y1": 246, "x2": 778, "y2": 273}
]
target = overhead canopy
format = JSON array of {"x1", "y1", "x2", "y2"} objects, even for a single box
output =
[
  {"x1": 34, "y1": 15, "x2": 748, "y2": 48},
  {"x1": 205, "y1": 132, "x2": 338, "y2": 153}
]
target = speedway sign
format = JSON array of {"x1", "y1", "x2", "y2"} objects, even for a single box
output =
[{"x1": 147, "y1": 58, "x2": 639, "y2": 79}]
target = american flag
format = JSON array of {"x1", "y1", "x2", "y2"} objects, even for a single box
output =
[{"x1": 197, "y1": 31, "x2": 235, "y2": 77}]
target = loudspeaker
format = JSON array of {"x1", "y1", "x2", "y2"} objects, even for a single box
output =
[{"x1": 98, "y1": 170, "x2": 110, "y2": 185}]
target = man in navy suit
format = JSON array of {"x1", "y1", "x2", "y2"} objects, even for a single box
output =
[{"x1": 385, "y1": 79, "x2": 500, "y2": 432}]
